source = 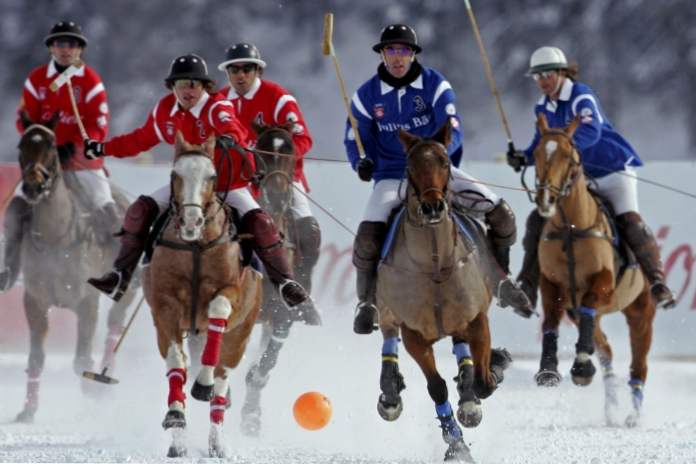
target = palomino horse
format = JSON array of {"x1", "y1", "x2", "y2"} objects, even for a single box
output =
[
  {"x1": 239, "y1": 122, "x2": 321, "y2": 436},
  {"x1": 12, "y1": 113, "x2": 135, "y2": 423},
  {"x1": 143, "y1": 134, "x2": 262, "y2": 457},
  {"x1": 532, "y1": 113, "x2": 655, "y2": 426},
  {"x1": 376, "y1": 123, "x2": 511, "y2": 463}
]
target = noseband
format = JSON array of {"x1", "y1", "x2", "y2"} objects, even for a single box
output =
[
  {"x1": 20, "y1": 124, "x2": 60, "y2": 198},
  {"x1": 405, "y1": 140, "x2": 451, "y2": 202},
  {"x1": 170, "y1": 151, "x2": 219, "y2": 228},
  {"x1": 535, "y1": 129, "x2": 581, "y2": 201}
]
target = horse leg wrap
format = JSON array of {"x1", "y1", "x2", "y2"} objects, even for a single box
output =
[
  {"x1": 575, "y1": 307, "x2": 596, "y2": 355},
  {"x1": 167, "y1": 368, "x2": 187, "y2": 407},
  {"x1": 436, "y1": 402, "x2": 464, "y2": 445},
  {"x1": 629, "y1": 379, "x2": 644, "y2": 411},
  {"x1": 210, "y1": 377, "x2": 229, "y2": 424},
  {"x1": 540, "y1": 330, "x2": 559, "y2": 371},
  {"x1": 199, "y1": 318, "x2": 228, "y2": 384}
]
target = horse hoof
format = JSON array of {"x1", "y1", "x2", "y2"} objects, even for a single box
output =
[
  {"x1": 444, "y1": 439, "x2": 475, "y2": 463},
  {"x1": 162, "y1": 410, "x2": 186, "y2": 430},
  {"x1": 535, "y1": 369, "x2": 562, "y2": 387},
  {"x1": 457, "y1": 400, "x2": 482, "y2": 428},
  {"x1": 570, "y1": 359, "x2": 596, "y2": 386},
  {"x1": 167, "y1": 445, "x2": 187, "y2": 458},
  {"x1": 15, "y1": 409, "x2": 35, "y2": 424},
  {"x1": 377, "y1": 394, "x2": 403, "y2": 421},
  {"x1": 208, "y1": 424, "x2": 226, "y2": 458},
  {"x1": 240, "y1": 409, "x2": 261, "y2": 437},
  {"x1": 625, "y1": 413, "x2": 640, "y2": 428},
  {"x1": 191, "y1": 380, "x2": 214, "y2": 401}
]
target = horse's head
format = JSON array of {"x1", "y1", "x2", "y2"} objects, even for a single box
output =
[
  {"x1": 253, "y1": 122, "x2": 296, "y2": 218},
  {"x1": 399, "y1": 122, "x2": 452, "y2": 225},
  {"x1": 171, "y1": 133, "x2": 218, "y2": 242},
  {"x1": 533, "y1": 113, "x2": 582, "y2": 218},
  {"x1": 17, "y1": 112, "x2": 61, "y2": 204}
]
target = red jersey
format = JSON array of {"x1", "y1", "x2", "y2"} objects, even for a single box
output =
[
  {"x1": 104, "y1": 92, "x2": 252, "y2": 191},
  {"x1": 17, "y1": 60, "x2": 109, "y2": 171},
  {"x1": 219, "y1": 78, "x2": 312, "y2": 190}
]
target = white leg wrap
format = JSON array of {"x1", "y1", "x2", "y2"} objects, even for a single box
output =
[
  {"x1": 213, "y1": 376, "x2": 229, "y2": 397},
  {"x1": 169, "y1": 400, "x2": 185, "y2": 413},
  {"x1": 166, "y1": 342, "x2": 186, "y2": 370},
  {"x1": 208, "y1": 295, "x2": 232, "y2": 320}
]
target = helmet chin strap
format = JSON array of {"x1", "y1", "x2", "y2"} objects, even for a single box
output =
[{"x1": 550, "y1": 74, "x2": 565, "y2": 100}]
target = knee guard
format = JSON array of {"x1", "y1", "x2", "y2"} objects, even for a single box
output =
[
  {"x1": 352, "y1": 221, "x2": 388, "y2": 271},
  {"x1": 485, "y1": 200, "x2": 516, "y2": 247}
]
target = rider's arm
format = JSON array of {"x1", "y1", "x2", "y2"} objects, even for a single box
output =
[
  {"x1": 81, "y1": 68, "x2": 109, "y2": 142},
  {"x1": 103, "y1": 107, "x2": 161, "y2": 158},
  {"x1": 570, "y1": 94, "x2": 602, "y2": 151},
  {"x1": 344, "y1": 90, "x2": 375, "y2": 171},
  {"x1": 16, "y1": 72, "x2": 43, "y2": 132},
  {"x1": 275, "y1": 98, "x2": 313, "y2": 158}
]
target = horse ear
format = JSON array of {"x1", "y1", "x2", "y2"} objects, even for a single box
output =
[
  {"x1": 566, "y1": 115, "x2": 580, "y2": 137},
  {"x1": 251, "y1": 121, "x2": 264, "y2": 136},
  {"x1": 398, "y1": 129, "x2": 420, "y2": 151},
  {"x1": 537, "y1": 112, "x2": 549, "y2": 133},
  {"x1": 432, "y1": 120, "x2": 452, "y2": 147},
  {"x1": 46, "y1": 112, "x2": 60, "y2": 131},
  {"x1": 203, "y1": 135, "x2": 216, "y2": 158},
  {"x1": 281, "y1": 121, "x2": 295, "y2": 133},
  {"x1": 174, "y1": 131, "x2": 191, "y2": 155},
  {"x1": 19, "y1": 111, "x2": 33, "y2": 131}
]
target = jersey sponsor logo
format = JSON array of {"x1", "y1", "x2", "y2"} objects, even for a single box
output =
[
  {"x1": 38, "y1": 87, "x2": 47, "y2": 100},
  {"x1": 411, "y1": 114, "x2": 431, "y2": 128},
  {"x1": 218, "y1": 110, "x2": 232, "y2": 123},
  {"x1": 373, "y1": 104, "x2": 385, "y2": 119},
  {"x1": 377, "y1": 121, "x2": 411, "y2": 132},
  {"x1": 72, "y1": 86, "x2": 82, "y2": 103},
  {"x1": 196, "y1": 120, "x2": 206, "y2": 139},
  {"x1": 165, "y1": 121, "x2": 175, "y2": 137},
  {"x1": 413, "y1": 95, "x2": 427, "y2": 113},
  {"x1": 99, "y1": 102, "x2": 109, "y2": 114},
  {"x1": 579, "y1": 107, "x2": 594, "y2": 124}
]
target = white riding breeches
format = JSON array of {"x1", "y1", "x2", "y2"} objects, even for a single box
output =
[
  {"x1": 150, "y1": 185, "x2": 260, "y2": 216},
  {"x1": 291, "y1": 181, "x2": 313, "y2": 219},
  {"x1": 362, "y1": 167, "x2": 500, "y2": 223},
  {"x1": 587, "y1": 167, "x2": 639, "y2": 216},
  {"x1": 14, "y1": 168, "x2": 114, "y2": 208}
]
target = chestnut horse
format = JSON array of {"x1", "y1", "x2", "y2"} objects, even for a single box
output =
[
  {"x1": 239, "y1": 122, "x2": 321, "y2": 436},
  {"x1": 12, "y1": 114, "x2": 136, "y2": 423},
  {"x1": 375, "y1": 123, "x2": 511, "y2": 463},
  {"x1": 143, "y1": 134, "x2": 262, "y2": 457},
  {"x1": 532, "y1": 113, "x2": 655, "y2": 427}
]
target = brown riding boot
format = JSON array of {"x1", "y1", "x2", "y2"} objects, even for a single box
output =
[
  {"x1": 0, "y1": 197, "x2": 32, "y2": 291},
  {"x1": 241, "y1": 209, "x2": 310, "y2": 310},
  {"x1": 515, "y1": 209, "x2": 545, "y2": 310},
  {"x1": 293, "y1": 216, "x2": 323, "y2": 325},
  {"x1": 88, "y1": 195, "x2": 159, "y2": 301},
  {"x1": 352, "y1": 221, "x2": 388, "y2": 334},
  {"x1": 485, "y1": 200, "x2": 534, "y2": 317},
  {"x1": 616, "y1": 212, "x2": 676, "y2": 309}
]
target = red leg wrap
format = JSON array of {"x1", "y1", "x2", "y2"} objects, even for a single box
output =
[
  {"x1": 210, "y1": 395, "x2": 227, "y2": 424},
  {"x1": 167, "y1": 368, "x2": 187, "y2": 406},
  {"x1": 201, "y1": 318, "x2": 227, "y2": 367}
]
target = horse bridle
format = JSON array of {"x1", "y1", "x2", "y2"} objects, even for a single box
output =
[
  {"x1": 404, "y1": 140, "x2": 451, "y2": 223},
  {"x1": 169, "y1": 151, "x2": 220, "y2": 229},
  {"x1": 257, "y1": 128, "x2": 296, "y2": 216},
  {"x1": 20, "y1": 124, "x2": 60, "y2": 199},
  {"x1": 534, "y1": 129, "x2": 582, "y2": 202}
]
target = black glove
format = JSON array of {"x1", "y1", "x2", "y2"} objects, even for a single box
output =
[
  {"x1": 84, "y1": 139, "x2": 105, "y2": 160},
  {"x1": 357, "y1": 158, "x2": 374, "y2": 182},
  {"x1": 216, "y1": 135, "x2": 238, "y2": 151},
  {"x1": 56, "y1": 142, "x2": 75, "y2": 164},
  {"x1": 506, "y1": 147, "x2": 526, "y2": 172}
]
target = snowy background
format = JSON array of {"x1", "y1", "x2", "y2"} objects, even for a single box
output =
[{"x1": 1, "y1": 1, "x2": 696, "y2": 462}]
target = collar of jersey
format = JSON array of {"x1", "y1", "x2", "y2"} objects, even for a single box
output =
[
  {"x1": 538, "y1": 76, "x2": 574, "y2": 107},
  {"x1": 226, "y1": 77, "x2": 261, "y2": 100},
  {"x1": 47, "y1": 59, "x2": 85, "y2": 79},
  {"x1": 171, "y1": 90, "x2": 210, "y2": 118},
  {"x1": 380, "y1": 74, "x2": 423, "y2": 95}
]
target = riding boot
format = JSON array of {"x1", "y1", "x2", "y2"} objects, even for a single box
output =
[
  {"x1": 352, "y1": 221, "x2": 388, "y2": 334},
  {"x1": 485, "y1": 200, "x2": 534, "y2": 317},
  {"x1": 241, "y1": 209, "x2": 309, "y2": 309},
  {"x1": 515, "y1": 209, "x2": 545, "y2": 310},
  {"x1": 93, "y1": 201, "x2": 121, "y2": 247},
  {"x1": 0, "y1": 197, "x2": 32, "y2": 291},
  {"x1": 616, "y1": 212, "x2": 676, "y2": 309},
  {"x1": 293, "y1": 216, "x2": 322, "y2": 325},
  {"x1": 88, "y1": 195, "x2": 159, "y2": 301}
]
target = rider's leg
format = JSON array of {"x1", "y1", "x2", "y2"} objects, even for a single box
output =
[
  {"x1": 88, "y1": 194, "x2": 160, "y2": 301},
  {"x1": 591, "y1": 168, "x2": 675, "y2": 309},
  {"x1": 0, "y1": 195, "x2": 32, "y2": 291},
  {"x1": 515, "y1": 209, "x2": 545, "y2": 308},
  {"x1": 226, "y1": 188, "x2": 309, "y2": 308},
  {"x1": 72, "y1": 169, "x2": 120, "y2": 244},
  {"x1": 353, "y1": 179, "x2": 401, "y2": 334},
  {"x1": 450, "y1": 167, "x2": 533, "y2": 316}
]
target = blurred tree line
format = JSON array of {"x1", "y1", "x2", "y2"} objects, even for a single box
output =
[{"x1": 1, "y1": 0, "x2": 694, "y2": 158}]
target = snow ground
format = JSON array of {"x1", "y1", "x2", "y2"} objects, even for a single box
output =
[{"x1": 1, "y1": 308, "x2": 695, "y2": 464}]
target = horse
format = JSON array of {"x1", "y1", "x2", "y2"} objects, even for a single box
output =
[
  {"x1": 375, "y1": 123, "x2": 512, "y2": 463},
  {"x1": 143, "y1": 133, "x2": 262, "y2": 458},
  {"x1": 531, "y1": 112, "x2": 655, "y2": 427},
  {"x1": 11, "y1": 113, "x2": 136, "y2": 422},
  {"x1": 238, "y1": 122, "x2": 322, "y2": 436}
]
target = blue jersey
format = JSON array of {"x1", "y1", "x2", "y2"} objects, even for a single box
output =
[
  {"x1": 344, "y1": 65, "x2": 463, "y2": 182},
  {"x1": 523, "y1": 79, "x2": 642, "y2": 179}
]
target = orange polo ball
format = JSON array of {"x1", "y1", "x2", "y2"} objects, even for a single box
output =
[{"x1": 293, "y1": 391, "x2": 332, "y2": 430}]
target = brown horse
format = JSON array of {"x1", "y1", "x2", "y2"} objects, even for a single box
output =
[
  {"x1": 10, "y1": 114, "x2": 136, "y2": 423},
  {"x1": 239, "y1": 122, "x2": 322, "y2": 436},
  {"x1": 143, "y1": 134, "x2": 262, "y2": 457},
  {"x1": 375, "y1": 123, "x2": 511, "y2": 463},
  {"x1": 532, "y1": 112, "x2": 655, "y2": 427}
]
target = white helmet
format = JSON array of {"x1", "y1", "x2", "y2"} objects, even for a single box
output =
[{"x1": 527, "y1": 46, "x2": 568, "y2": 75}]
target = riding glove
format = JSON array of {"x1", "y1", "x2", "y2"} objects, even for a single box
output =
[
  {"x1": 84, "y1": 139, "x2": 105, "y2": 159},
  {"x1": 357, "y1": 158, "x2": 374, "y2": 182},
  {"x1": 506, "y1": 147, "x2": 526, "y2": 172},
  {"x1": 57, "y1": 142, "x2": 75, "y2": 164}
]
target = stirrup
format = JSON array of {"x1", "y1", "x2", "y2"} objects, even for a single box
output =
[
  {"x1": 88, "y1": 271, "x2": 129, "y2": 302},
  {"x1": 353, "y1": 302, "x2": 378, "y2": 334},
  {"x1": 278, "y1": 279, "x2": 308, "y2": 308},
  {"x1": 651, "y1": 283, "x2": 676, "y2": 310}
]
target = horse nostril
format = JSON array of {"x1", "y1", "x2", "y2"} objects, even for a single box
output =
[
  {"x1": 179, "y1": 217, "x2": 186, "y2": 226},
  {"x1": 421, "y1": 204, "x2": 432, "y2": 216},
  {"x1": 195, "y1": 217, "x2": 203, "y2": 226},
  {"x1": 435, "y1": 201, "x2": 445, "y2": 213}
]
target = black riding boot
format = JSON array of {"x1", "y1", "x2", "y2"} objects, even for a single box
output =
[
  {"x1": 616, "y1": 212, "x2": 676, "y2": 309},
  {"x1": 515, "y1": 209, "x2": 545, "y2": 310},
  {"x1": 485, "y1": 200, "x2": 534, "y2": 317},
  {"x1": 352, "y1": 221, "x2": 388, "y2": 334},
  {"x1": 0, "y1": 197, "x2": 32, "y2": 291},
  {"x1": 88, "y1": 195, "x2": 159, "y2": 301},
  {"x1": 293, "y1": 216, "x2": 322, "y2": 325}
]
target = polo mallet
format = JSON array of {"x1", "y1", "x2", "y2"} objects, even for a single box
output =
[
  {"x1": 322, "y1": 12, "x2": 366, "y2": 160},
  {"x1": 50, "y1": 59, "x2": 89, "y2": 142},
  {"x1": 82, "y1": 295, "x2": 146, "y2": 384},
  {"x1": 462, "y1": 0, "x2": 518, "y2": 168}
]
